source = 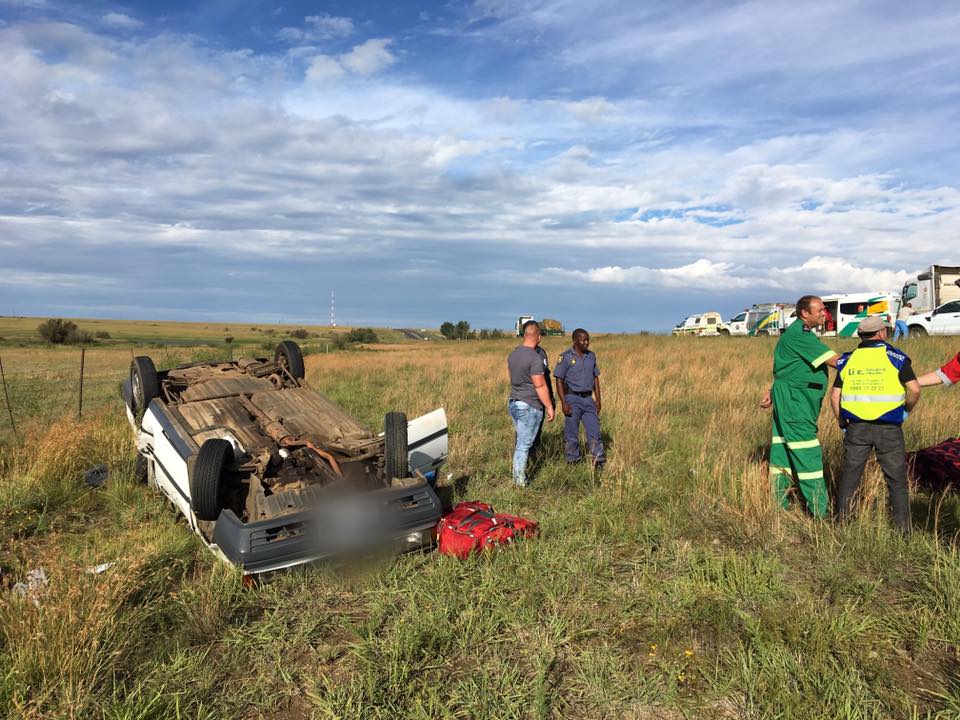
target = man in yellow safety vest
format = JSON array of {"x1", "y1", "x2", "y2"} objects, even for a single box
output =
[{"x1": 829, "y1": 315, "x2": 921, "y2": 533}]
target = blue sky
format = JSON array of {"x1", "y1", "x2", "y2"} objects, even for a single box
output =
[{"x1": 1, "y1": 0, "x2": 959, "y2": 331}]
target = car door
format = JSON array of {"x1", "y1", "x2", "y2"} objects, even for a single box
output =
[
  {"x1": 931, "y1": 300, "x2": 960, "y2": 335},
  {"x1": 729, "y1": 312, "x2": 747, "y2": 335}
]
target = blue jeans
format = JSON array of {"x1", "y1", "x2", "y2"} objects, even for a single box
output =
[
  {"x1": 508, "y1": 400, "x2": 544, "y2": 486},
  {"x1": 893, "y1": 319, "x2": 909, "y2": 340}
]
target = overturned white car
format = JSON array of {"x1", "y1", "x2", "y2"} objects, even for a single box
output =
[{"x1": 123, "y1": 341, "x2": 448, "y2": 574}]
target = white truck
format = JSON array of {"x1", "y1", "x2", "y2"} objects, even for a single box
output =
[
  {"x1": 726, "y1": 310, "x2": 749, "y2": 336},
  {"x1": 515, "y1": 315, "x2": 535, "y2": 336},
  {"x1": 905, "y1": 300, "x2": 960, "y2": 336},
  {"x1": 900, "y1": 265, "x2": 960, "y2": 314},
  {"x1": 123, "y1": 341, "x2": 448, "y2": 574}
]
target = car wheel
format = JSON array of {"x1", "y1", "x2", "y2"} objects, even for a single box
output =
[
  {"x1": 909, "y1": 326, "x2": 927, "y2": 338},
  {"x1": 135, "y1": 453, "x2": 149, "y2": 485},
  {"x1": 131, "y1": 356, "x2": 159, "y2": 414},
  {"x1": 384, "y1": 411, "x2": 409, "y2": 481},
  {"x1": 190, "y1": 438, "x2": 232, "y2": 521},
  {"x1": 275, "y1": 341, "x2": 305, "y2": 380}
]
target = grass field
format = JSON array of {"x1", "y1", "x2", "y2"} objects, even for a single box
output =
[
  {"x1": 0, "y1": 315, "x2": 442, "y2": 349},
  {"x1": 2, "y1": 328, "x2": 960, "y2": 719}
]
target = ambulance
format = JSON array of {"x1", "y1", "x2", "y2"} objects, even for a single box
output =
[
  {"x1": 672, "y1": 311, "x2": 725, "y2": 336},
  {"x1": 746, "y1": 303, "x2": 796, "y2": 336},
  {"x1": 819, "y1": 292, "x2": 899, "y2": 337}
]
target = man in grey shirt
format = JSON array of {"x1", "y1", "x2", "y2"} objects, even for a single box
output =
[{"x1": 507, "y1": 321, "x2": 556, "y2": 487}]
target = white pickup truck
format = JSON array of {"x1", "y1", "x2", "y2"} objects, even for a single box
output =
[
  {"x1": 123, "y1": 341, "x2": 449, "y2": 574},
  {"x1": 906, "y1": 299, "x2": 960, "y2": 337}
]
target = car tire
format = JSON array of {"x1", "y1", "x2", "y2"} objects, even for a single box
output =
[
  {"x1": 909, "y1": 326, "x2": 927, "y2": 338},
  {"x1": 384, "y1": 411, "x2": 409, "y2": 481},
  {"x1": 135, "y1": 453, "x2": 149, "y2": 485},
  {"x1": 275, "y1": 341, "x2": 305, "y2": 380},
  {"x1": 191, "y1": 438, "x2": 232, "y2": 521},
  {"x1": 131, "y1": 356, "x2": 159, "y2": 414}
]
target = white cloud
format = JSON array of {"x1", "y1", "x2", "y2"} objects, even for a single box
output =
[
  {"x1": 340, "y1": 38, "x2": 396, "y2": 75},
  {"x1": 765, "y1": 257, "x2": 915, "y2": 293},
  {"x1": 538, "y1": 257, "x2": 918, "y2": 295},
  {"x1": 302, "y1": 39, "x2": 398, "y2": 83},
  {"x1": 278, "y1": 13, "x2": 353, "y2": 43},
  {"x1": 306, "y1": 54, "x2": 344, "y2": 82},
  {"x1": 541, "y1": 259, "x2": 752, "y2": 289},
  {"x1": 0, "y1": 268, "x2": 123, "y2": 290},
  {"x1": 305, "y1": 14, "x2": 353, "y2": 38},
  {"x1": 101, "y1": 12, "x2": 142, "y2": 30},
  {"x1": 561, "y1": 97, "x2": 619, "y2": 123},
  {"x1": 2, "y1": 7, "x2": 960, "y2": 327}
]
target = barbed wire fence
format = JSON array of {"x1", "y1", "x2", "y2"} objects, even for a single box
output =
[
  {"x1": 0, "y1": 346, "x2": 102, "y2": 448},
  {"x1": 0, "y1": 353, "x2": 20, "y2": 445}
]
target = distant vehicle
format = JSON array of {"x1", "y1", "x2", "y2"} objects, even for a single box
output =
[
  {"x1": 515, "y1": 315, "x2": 535, "y2": 335},
  {"x1": 672, "y1": 315, "x2": 699, "y2": 335},
  {"x1": 746, "y1": 303, "x2": 796, "y2": 336},
  {"x1": 123, "y1": 341, "x2": 448, "y2": 575},
  {"x1": 541, "y1": 318, "x2": 565, "y2": 336},
  {"x1": 515, "y1": 315, "x2": 565, "y2": 336},
  {"x1": 819, "y1": 292, "x2": 899, "y2": 337},
  {"x1": 901, "y1": 264, "x2": 960, "y2": 314},
  {"x1": 906, "y1": 299, "x2": 960, "y2": 336},
  {"x1": 726, "y1": 311, "x2": 749, "y2": 336},
  {"x1": 672, "y1": 311, "x2": 725, "y2": 336}
]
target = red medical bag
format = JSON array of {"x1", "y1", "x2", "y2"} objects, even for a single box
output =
[{"x1": 437, "y1": 501, "x2": 538, "y2": 558}]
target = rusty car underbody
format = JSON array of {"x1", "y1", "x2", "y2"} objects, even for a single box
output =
[{"x1": 123, "y1": 342, "x2": 448, "y2": 573}]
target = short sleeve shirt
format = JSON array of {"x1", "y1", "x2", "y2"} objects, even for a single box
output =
[
  {"x1": 554, "y1": 348, "x2": 600, "y2": 392},
  {"x1": 508, "y1": 345, "x2": 545, "y2": 409},
  {"x1": 773, "y1": 321, "x2": 835, "y2": 389},
  {"x1": 535, "y1": 346, "x2": 553, "y2": 397},
  {"x1": 937, "y1": 353, "x2": 960, "y2": 386}
]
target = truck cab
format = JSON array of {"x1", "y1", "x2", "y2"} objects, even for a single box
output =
[
  {"x1": 515, "y1": 315, "x2": 535, "y2": 336},
  {"x1": 727, "y1": 311, "x2": 749, "y2": 336},
  {"x1": 901, "y1": 265, "x2": 960, "y2": 314}
]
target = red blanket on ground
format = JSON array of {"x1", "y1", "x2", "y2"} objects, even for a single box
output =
[
  {"x1": 907, "y1": 438, "x2": 960, "y2": 493},
  {"x1": 437, "y1": 501, "x2": 538, "y2": 559}
]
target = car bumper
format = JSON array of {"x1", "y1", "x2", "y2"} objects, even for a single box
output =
[{"x1": 211, "y1": 482, "x2": 443, "y2": 574}]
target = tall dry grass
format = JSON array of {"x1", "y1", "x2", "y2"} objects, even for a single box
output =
[{"x1": 2, "y1": 333, "x2": 960, "y2": 717}]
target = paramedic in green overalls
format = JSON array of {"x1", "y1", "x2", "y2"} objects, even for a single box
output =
[{"x1": 759, "y1": 295, "x2": 840, "y2": 517}]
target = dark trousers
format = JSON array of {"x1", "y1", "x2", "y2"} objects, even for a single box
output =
[
  {"x1": 563, "y1": 394, "x2": 604, "y2": 464},
  {"x1": 836, "y1": 422, "x2": 910, "y2": 533}
]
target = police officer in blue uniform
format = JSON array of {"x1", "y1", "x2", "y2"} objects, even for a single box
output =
[{"x1": 554, "y1": 328, "x2": 604, "y2": 467}]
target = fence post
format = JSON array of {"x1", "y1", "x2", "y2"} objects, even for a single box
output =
[
  {"x1": 78, "y1": 347, "x2": 85, "y2": 419},
  {"x1": 0, "y1": 354, "x2": 19, "y2": 444}
]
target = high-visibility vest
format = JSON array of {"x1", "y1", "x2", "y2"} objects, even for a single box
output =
[{"x1": 839, "y1": 345, "x2": 906, "y2": 424}]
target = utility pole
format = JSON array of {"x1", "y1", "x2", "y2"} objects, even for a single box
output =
[{"x1": 330, "y1": 291, "x2": 337, "y2": 328}]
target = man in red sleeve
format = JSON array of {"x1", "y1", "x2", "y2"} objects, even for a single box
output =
[{"x1": 918, "y1": 353, "x2": 960, "y2": 387}]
